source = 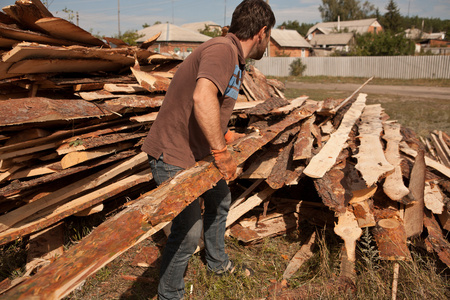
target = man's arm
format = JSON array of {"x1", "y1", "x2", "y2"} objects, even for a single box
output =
[
  {"x1": 193, "y1": 78, "x2": 236, "y2": 180},
  {"x1": 192, "y1": 78, "x2": 226, "y2": 151}
]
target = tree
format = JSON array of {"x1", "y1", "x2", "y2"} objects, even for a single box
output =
[
  {"x1": 113, "y1": 30, "x2": 144, "y2": 46},
  {"x1": 383, "y1": 0, "x2": 402, "y2": 32},
  {"x1": 277, "y1": 20, "x2": 315, "y2": 36},
  {"x1": 199, "y1": 25, "x2": 222, "y2": 38},
  {"x1": 319, "y1": 0, "x2": 376, "y2": 22},
  {"x1": 349, "y1": 31, "x2": 415, "y2": 56}
]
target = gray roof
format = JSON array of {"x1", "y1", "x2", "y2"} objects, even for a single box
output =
[
  {"x1": 310, "y1": 33, "x2": 354, "y2": 46},
  {"x1": 136, "y1": 23, "x2": 211, "y2": 43},
  {"x1": 405, "y1": 28, "x2": 446, "y2": 40},
  {"x1": 306, "y1": 18, "x2": 382, "y2": 36},
  {"x1": 181, "y1": 21, "x2": 221, "y2": 33},
  {"x1": 271, "y1": 28, "x2": 311, "y2": 48}
]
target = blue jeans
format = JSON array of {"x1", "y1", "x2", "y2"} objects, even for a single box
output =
[{"x1": 149, "y1": 155, "x2": 231, "y2": 300}]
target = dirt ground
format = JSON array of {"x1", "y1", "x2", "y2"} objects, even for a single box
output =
[{"x1": 285, "y1": 82, "x2": 450, "y2": 100}]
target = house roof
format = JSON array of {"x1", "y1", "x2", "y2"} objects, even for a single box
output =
[
  {"x1": 306, "y1": 18, "x2": 382, "y2": 36},
  {"x1": 271, "y1": 28, "x2": 311, "y2": 48},
  {"x1": 181, "y1": 21, "x2": 221, "y2": 33},
  {"x1": 405, "y1": 28, "x2": 445, "y2": 40},
  {"x1": 136, "y1": 23, "x2": 211, "y2": 43},
  {"x1": 310, "y1": 33, "x2": 354, "y2": 46}
]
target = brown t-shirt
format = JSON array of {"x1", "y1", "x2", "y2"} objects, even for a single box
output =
[{"x1": 141, "y1": 33, "x2": 245, "y2": 169}]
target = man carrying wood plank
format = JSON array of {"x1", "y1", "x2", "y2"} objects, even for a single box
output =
[{"x1": 140, "y1": 1, "x2": 275, "y2": 299}]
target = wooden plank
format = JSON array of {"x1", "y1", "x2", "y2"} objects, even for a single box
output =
[
  {"x1": 382, "y1": 121, "x2": 410, "y2": 201},
  {"x1": 3, "y1": 42, "x2": 134, "y2": 65},
  {"x1": 103, "y1": 83, "x2": 146, "y2": 94},
  {"x1": 270, "y1": 96, "x2": 308, "y2": 115},
  {"x1": 4, "y1": 128, "x2": 50, "y2": 146},
  {"x1": 229, "y1": 179, "x2": 265, "y2": 210},
  {"x1": 129, "y1": 112, "x2": 158, "y2": 123},
  {"x1": 266, "y1": 139, "x2": 295, "y2": 189},
  {"x1": 34, "y1": 17, "x2": 107, "y2": 47},
  {"x1": 0, "y1": 36, "x2": 19, "y2": 48},
  {"x1": 0, "y1": 152, "x2": 148, "y2": 234},
  {"x1": 60, "y1": 142, "x2": 134, "y2": 169},
  {"x1": 131, "y1": 67, "x2": 171, "y2": 93},
  {"x1": 1, "y1": 105, "x2": 310, "y2": 298},
  {"x1": 354, "y1": 105, "x2": 394, "y2": 186},
  {"x1": 423, "y1": 211, "x2": 450, "y2": 268},
  {"x1": 230, "y1": 212, "x2": 298, "y2": 244},
  {"x1": 423, "y1": 182, "x2": 444, "y2": 214},
  {"x1": 240, "y1": 148, "x2": 278, "y2": 179},
  {"x1": 27, "y1": 222, "x2": 64, "y2": 265},
  {"x1": 282, "y1": 231, "x2": 316, "y2": 279},
  {"x1": 403, "y1": 149, "x2": 426, "y2": 238},
  {"x1": 3, "y1": 0, "x2": 53, "y2": 32},
  {"x1": 400, "y1": 141, "x2": 450, "y2": 178},
  {"x1": 303, "y1": 93, "x2": 366, "y2": 178},
  {"x1": 430, "y1": 132, "x2": 450, "y2": 167},
  {"x1": 8, "y1": 59, "x2": 125, "y2": 74},
  {"x1": 56, "y1": 132, "x2": 146, "y2": 155},
  {"x1": 0, "y1": 169, "x2": 153, "y2": 246},
  {"x1": 0, "y1": 23, "x2": 79, "y2": 46},
  {"x1": 104, "y1": 95, "x2": 164, "y2": 108},
  {"x1": 293, "y1": 115, "x2": 315, "y2": 160},
  {"x1": 226, "y1": 187, "x2": 275, "y2": 228}
]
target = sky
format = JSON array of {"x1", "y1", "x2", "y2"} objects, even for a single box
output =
[{"x1": 1, "y1": 0, "x2": 449, "y2": 37}]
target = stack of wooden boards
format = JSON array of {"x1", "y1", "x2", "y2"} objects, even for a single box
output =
[{"x1": 1, "y1": 1, "x2": 450, "y2": 299}]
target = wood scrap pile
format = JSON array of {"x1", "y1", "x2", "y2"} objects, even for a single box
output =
[{"x1": 1, "y1": 1, "x2": 450, "y2": 299}]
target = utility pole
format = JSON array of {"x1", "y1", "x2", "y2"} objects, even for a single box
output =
[
  {"x1": 118, "y1": 0, "x2": 121, "y2": 38},
  {"x1": 224, "y1": 0, "x2": 226, "y2": 26}
]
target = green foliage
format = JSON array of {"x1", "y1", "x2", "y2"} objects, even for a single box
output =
[
  {"x1": 56, "y1": 7, "x2": 76, "y2": 23},
  {"x1": 349, "y1": 31, "x2": 415, "y2": 56},
  {"x1": 319, "y1": 0, "x2": 376, "y2": 22},
  {"x1": 289, "y1": 58, "x2": 307, "y2": 76},
  {"x1": 142, "y1": 23, "x2": 150, "y2": 28},
  {"x1": 382, "y1": 0, "x2": 402, "y2": 32},
  {"x1": 278, "y1": 20, "x2": 315, "y2": 37},
  {"x1": 199, "y1": 25, "x2": 222, "y2": 38},
  {"x1": 112, "y1": 30, "x2": 144, "y2": 46}
]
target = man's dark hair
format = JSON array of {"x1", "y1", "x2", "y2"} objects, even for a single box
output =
[{"x1": 229, "y1": 0, "x2": 276, "y2": 40}]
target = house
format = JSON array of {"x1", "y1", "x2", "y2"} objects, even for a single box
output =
[
  {"x1": 181, "y1": 21, "x2": 222, "y2": 34},
  {"x1": 306, "y1": 18, "x2": 383, "y2": 40},
  {"x1": 136, "y1": 23, "x2": 211, "y2": 57},
  {"x1": 404, "y1": 28, "x2": 448, "y2": 54},
  {"x1": 269, "y1": 28, "x2": 312, "y2": 57},
  {"x1": 309, "y1": 33, "x2": 355, "y2": 56}
]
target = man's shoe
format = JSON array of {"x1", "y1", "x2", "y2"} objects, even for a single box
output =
[{"x1": 209, "y1": 260, "x2": 254, "y2": 277}]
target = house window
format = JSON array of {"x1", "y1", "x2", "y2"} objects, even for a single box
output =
[{"x1": 301, "y1": 49, "x2": 305, "y2": 57}]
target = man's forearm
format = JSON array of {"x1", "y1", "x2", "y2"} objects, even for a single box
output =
[{"x1": 193, "y1": 78, "x2": 226, "y2": 151}]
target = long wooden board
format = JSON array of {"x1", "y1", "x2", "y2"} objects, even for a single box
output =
[
  {"x1": 303, "y1": 93, "x2": 366, "y2": 178},
  {"x1": 2, "y1": 103, "x2": 316, "y2": 299},
  {"x1": 8, "y1": 59, "x2": 125, "y2": 74},
  {"x1": 34, "y1": 17, "x2": 107, "y2": 47}
]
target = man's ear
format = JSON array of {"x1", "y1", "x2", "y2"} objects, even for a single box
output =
[{"x1": 258, "y1": 26, "x2": 268, "y2": 40}]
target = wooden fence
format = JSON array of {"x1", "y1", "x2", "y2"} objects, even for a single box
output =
[{"x1": 253, "y1": 55, "x2": 450, "y2": 79}]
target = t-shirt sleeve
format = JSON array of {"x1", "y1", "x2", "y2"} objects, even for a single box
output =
[{"x1": 197, "y1": 42, "x2": 236, "y2": 96}]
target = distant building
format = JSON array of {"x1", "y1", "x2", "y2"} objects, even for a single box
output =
[
  {"x1": 181, "y1": 21, "x2": 222, "y2": 34},
  {"x1": 136, "y1": 23, "x2": 211, "y2": 57},
  {"x1": 404, "y1": 28, "x2": 449, "y2": 54},
  {"x1": 306, "y1": 18, "x2": 383, "y2": 41},
  {"x1": 269, "y1": 28, "x2": 312, "y2": 57},
  {"x1": 309, "y1": 33, "x2": 355, "y2": 56}
]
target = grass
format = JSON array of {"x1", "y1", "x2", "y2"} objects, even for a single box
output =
[
  {"x1": 1, "y1": 77, "x2": 449, "y2": 299},
  {"x1": 273, "y1": 75, "x2": 450, "y2": 87},
  {"x1": 283, "y1": 80, "x2": 450, "y2": 137}
]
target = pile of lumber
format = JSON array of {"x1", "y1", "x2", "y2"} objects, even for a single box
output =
[{"x1": 1, "y1": 1, "x2": 450, "y2": 299}]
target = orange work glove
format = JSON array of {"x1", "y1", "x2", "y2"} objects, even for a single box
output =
[
  {"x1": 224, "y1": 130, "x2": 245, "y2": 145},
  {"x1": 211, "y1": 146, "x2": 237, "y2": 180}
]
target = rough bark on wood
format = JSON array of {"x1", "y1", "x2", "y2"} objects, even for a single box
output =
[
  {"x1": 304, "y1": 93, "x2": 366, "y2": 178},
  {"x1": 423, "y1": 211, "x2": 450, "y2": 268},
  {"x1": 266, "y1": 139, "x2": 294, "y2": 189},
  {"x1": 404, "y1": 149, "x2": 425, "y2": 238},
  {"x1": 1, "y1": 104, "x2": 315, "y2": 299},
  {"x1": 282, "y1": 231, "x2": 316, "y2": 279},
  {"x1": 293, "y1": 115, "x2": 315, "y2": 160},
  {"x1": 400, "y1": 141, "x2": 450, "y2": 178}
]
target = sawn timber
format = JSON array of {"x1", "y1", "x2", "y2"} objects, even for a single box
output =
[{"x1": 1, "y1": 101, "x2": 320, "y2": 299}]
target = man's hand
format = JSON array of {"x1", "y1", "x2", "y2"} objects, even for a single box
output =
[
  {"x1": 224, "y1": 130, "x2": 246, "y2": 145},
  {"x1": 212, "y1": 146, "x2": 237, "y2": 180}
]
